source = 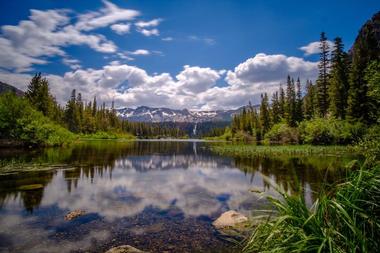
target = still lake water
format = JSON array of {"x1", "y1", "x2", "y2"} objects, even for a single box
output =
[{"x1": 0, "y1": 140, "x2": 356, "y2": 253}]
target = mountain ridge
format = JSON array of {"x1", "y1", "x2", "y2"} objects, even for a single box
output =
[
  {"x1": 116, "y1": 105, "x2": 258, "y2": 123},
  {"x1": 0, "y1": 81, "x2": 24, "y2": 97}
]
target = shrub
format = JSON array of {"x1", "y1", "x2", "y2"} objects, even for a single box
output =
[
  {"x1": 264, "y1": 122, "x2": 300, "y2": 144},
  {"x1": 356, "y1": 124, "x2": 380, "y2": 161},
  {"x1": 299, "y1": 118, "x2": 365, "y2": 145},
  {"x1": 0, "y1": 92, "x2": 74, "y2": 146}
]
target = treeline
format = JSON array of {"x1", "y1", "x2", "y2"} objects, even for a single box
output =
[
  {"x1": 32, "y1": 74, "x2": 187, "y2": 138},
  {"x1": 0, "y1": 74, "x2": 188, "y2": 146},
  {"x1": 229, "y1": 31, "x2": 379, "y2": 144}
]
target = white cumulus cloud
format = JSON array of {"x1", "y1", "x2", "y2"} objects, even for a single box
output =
[
  {"x1": 110, "y1": 23, "x2": 131, "y2": 34},
  {"x1": 299, "y1": 40, "x2": 334, "y2": 56},
  {"x1": 0, "y1": 53, "x2": 318, "y2": 110},
  {"x1": 75, "y1": 0, "x2": 140, "y2": 31},
  {"x1": 135, "y1": 18, "x2": 162, "y2": 28}
]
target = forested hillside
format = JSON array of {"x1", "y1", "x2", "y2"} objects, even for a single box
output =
[
  {"x1": 0, "y1": 74, "x2": 187, "y2": 146},
  {"x1": 225, "y1": 12, "x2": 380, "y2": 144}
]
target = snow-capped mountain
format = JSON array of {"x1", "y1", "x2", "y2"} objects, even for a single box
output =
[{"x1": 116, "y1": 105, "x2": 255, "y2": 122}]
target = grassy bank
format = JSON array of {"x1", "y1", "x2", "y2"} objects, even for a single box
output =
[
  {"x1": 78, "y1": 131, "x2": 135, "y2": 140},
  {"x1": 211, "y1": 143, "x2": 355, "y2": 157},
  {"x1": 223, "y1": 139, "x2": 380, "y2": 252},
  {"x1": 243, "y1": 160, "x2": 380, "y2": 253}
]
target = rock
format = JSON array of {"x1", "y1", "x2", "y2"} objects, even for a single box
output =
[
  {"x1": 64, "y1": 210, "x2": 86, "y2": 221},
  {"x1": 105, "y1": 245, "x2": 147, "y2": 253},
  {"x1": 130, "y1": 222, "x2": 165, "y2": 235},
  {"x1": 212, "y1": 210, "x2": 248, "y2": 229}
]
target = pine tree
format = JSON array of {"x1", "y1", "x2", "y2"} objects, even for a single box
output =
[
  {"x1": 347, "y1": 22, "x2": 380, "y2": 124},
  {"x1": 303, "y1": 80, "x2": 316, "y2": 120},
  {"x1": 76, "y1": 93, "x2": 84, "y2": 131},
  {"x1": 316, "y1": 32, "x2": 330, "y2": 117},
  {"x1": 295, "y1": 77, "x2": 304, "y2": 122},
  {"x1": 65, "y1": 89, "x2": 80, "y2": 133},
  {"x1": 285, "y1": 75, "x2": 296, "y2": 126},
  {"x1": 92, "y1": 96, "x2": 97, "y2": 117},
  {"x1": 271, "y1": 91, "x2": 281, "y2": 124},
  {"x1": 25, "y1": 73, "x2": 55, "y2": 117},
  {"x1": 364, "y1": 60, "x2": 380, "y2": 123},
  {"x1": 329, "y1": 37, "x2": 349, "y2": 119},
  {"x1": 260, "y1": 93, "x2": 271, "y2": 135},
  {"x1": 279, "y1": 84, "x2": 286, "y2": 119}
]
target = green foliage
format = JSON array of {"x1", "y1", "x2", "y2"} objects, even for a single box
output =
[
  {"x1": 299, "y1": 118, "x2": 364, "y2": 145},
  {"x1": 329, "y1": 37, "x2": 350, "y2": 119},
  {"x1": 285, "y1": 75, "x2": 297, "y2": 126},
  {"x1": 270, "y1": 92, "x2": 280, "y2": 124},
  {"x1": 260, "y1": 93, "x2": 271, "y2": 135},
  {"x1": 303, "y1": 80, "x2": 316, "y2": 120},
  {"x1": 264, "y1": 122, "x2": 299, "y2": 144},
  {"x1": 347, "y1": 20, "x2": 380, "y2": 124},
  {"x1": 295, "y1": 78, "x2": 303, "y2": 122},
  {"x1": 25, "y1": 73, "x2": 61, "y2": 119},
  {"x1": 365, "y1": 60, "x2": 380, "y2": 123},
  {"x1": 356, "y1": 124, "x2": 380, "y2": 161},
  {"x1": 79, "y1": 131, "x2": 135, "y2": 140},
  {"x1": 316, "y1": 32, "x2": 330, "y2": 118},
  {"x1": 243, "y1": 162, "x2": 380, "y2": 253},
  {"x1": 0, "y1": 92, "x2": 74, "y2": 146},
  {"x1": 211, "y1": 143, "x2": 353, "y2": 157}
]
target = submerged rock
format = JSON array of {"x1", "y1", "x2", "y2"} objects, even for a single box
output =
[
  {"x1": 213, "y1": 210, "x2": 248, "y2": 229},
  {"x1": 64, "y1": 210, "x2": 86, "y2": 221},
  {"x1": 17, "y1": 184, "x2": 44, "y2": 190},
  {"x1": 105, "y1": 245, "x2": 147, "y2": 253}
]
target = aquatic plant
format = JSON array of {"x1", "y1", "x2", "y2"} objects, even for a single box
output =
[{"x1": 243, "y1": 161, "x2": 380, "y2": 253}]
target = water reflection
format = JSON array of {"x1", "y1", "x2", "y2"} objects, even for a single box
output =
[{"x1": 0, "y1": 141, "x2": 353, "y2": 253}]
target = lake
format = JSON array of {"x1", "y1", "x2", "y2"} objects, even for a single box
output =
[{"x1": 0, "y1": 140, "x2": 356, "y2": 253}]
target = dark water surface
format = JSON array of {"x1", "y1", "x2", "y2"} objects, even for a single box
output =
[{"x1": 0, "y1": 141, "x2": 355, "y2": 253}]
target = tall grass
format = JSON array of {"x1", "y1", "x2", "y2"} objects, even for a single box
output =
[
  {"x1": 243, "y1": 161, "x2": 380, "y2": 253},
  {"x1": 211, "y1": 144, "x2": 355, "y2": 157}
]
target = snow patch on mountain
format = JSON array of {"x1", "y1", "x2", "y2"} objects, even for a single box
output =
[{"x1": 116, "y1": 105, "x2": 257, "y2": 122}]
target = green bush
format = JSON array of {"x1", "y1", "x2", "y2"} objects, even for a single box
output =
[
  {"x1": 0, "y1": 92, "x2": 74, "y2": 146},
  {"x1": 357, "y1": 124, "x2": 380, "y2": 161},
  {"x1": 265, "y1": 122, "x2": 300, "y2": 144},
  {"x1": 299, "y1": 118, "x2": 365, "y2": 145}
]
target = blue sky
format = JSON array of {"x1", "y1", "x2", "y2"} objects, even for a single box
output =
[{"x1": 0, "y1": 0, "x2": 378, "y2": 109}]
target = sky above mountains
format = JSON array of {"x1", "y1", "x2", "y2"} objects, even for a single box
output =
[{"x1": 0, "y1": 0, "x2": 378, "y2": 110}]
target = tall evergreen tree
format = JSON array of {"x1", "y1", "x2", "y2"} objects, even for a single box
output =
[
  {"x1": 316, "y1": 32, "x2": 330, "y2": 117},
  {"x1": 285, "y1": 75, "x2": 296, "y2": 126},
  {"x1": 329, "y1": 37, "x2": 349, "y2": 119},
  {"x1": 65, "y1": 89, "x2": 80, "y2": 133},
  {"x1": 364, "y1": 60, "x2": 380, "y2": 123},
  {"x1": 271, "y1": 91, "x2": 281, "y2": 124},
  {"x1": 25, "y1": 73, "x2": 55, "y2": 117},
  {"x1": 303, "y1": 80, "x2": 316, "y2": 120},
  {"x1": 347, "y1": 22, "x2": 380, "y2": 124},
  {"x1": 260, "y1": 93, "x2": 271, "y2": 135},
  {"x1": 92, "y1": 96, "x2": 97, "y2": 117},
  {"x1": 295, "y1": 77, "x2": 304, "y2": 122},
  {"x1": 279, "y1": 84, "x2": 286, "y2": 119}
]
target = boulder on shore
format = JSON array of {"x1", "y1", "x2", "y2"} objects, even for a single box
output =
[
  {"x1": 212, "y1": 210, "x2": 248, "y2": 229},
  {"x1": 64, "y1": 210, "x2": 86, "y2": 221},
  {"x1": 105, "y1": 245, "x2": 147, "y2": 253}
]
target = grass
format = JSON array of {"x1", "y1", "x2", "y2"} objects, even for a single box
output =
[
  {"x1": 210, "y1": 142, "x2": 379, "y2": 252},
  {"x1": 242, "y1": 160, "x2": 380, "y2": 253},
  {"x1": 211, "y1": 143, "x2": 356, "y2": 157},
  {"x1": 78, "y1": 131, "x2": 135, "y2": 140}
]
